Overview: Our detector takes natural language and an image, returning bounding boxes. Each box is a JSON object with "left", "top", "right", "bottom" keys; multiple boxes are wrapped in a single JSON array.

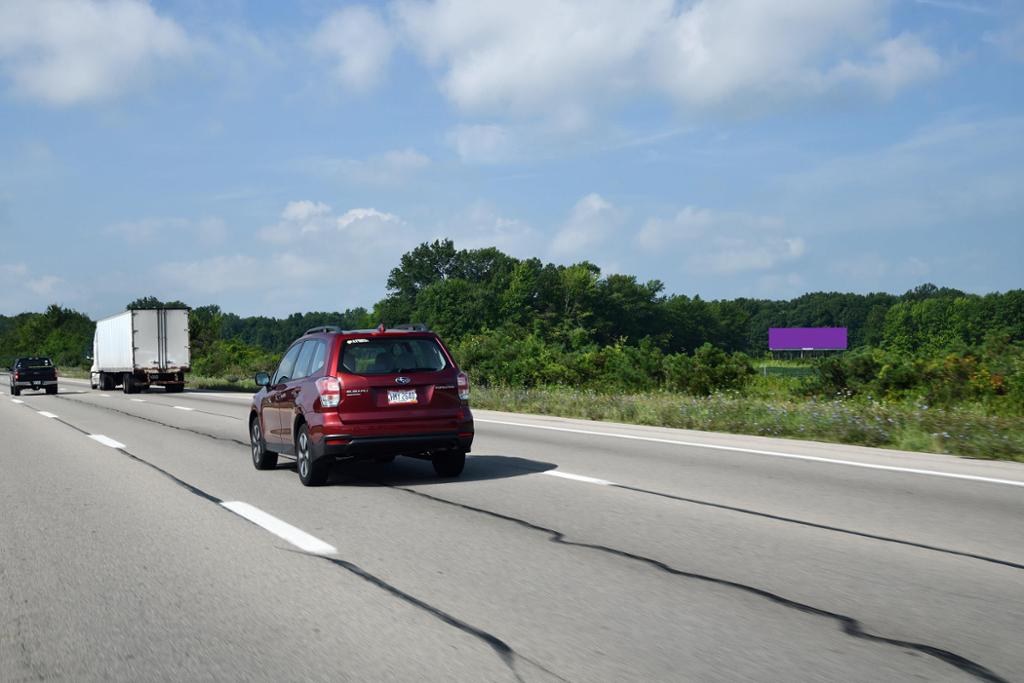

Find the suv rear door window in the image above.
[
  {"left": 340, "top": 338, "right": 447, "bottom": 375},
  {"left": 292, "top": 340, "right": 319, "bottom": 381},
  {"left": 273, "top": 343, "right": 303, "bottom": 384},
  {"left": 309, "top": 341, "right": 327, "bottom": 375}
]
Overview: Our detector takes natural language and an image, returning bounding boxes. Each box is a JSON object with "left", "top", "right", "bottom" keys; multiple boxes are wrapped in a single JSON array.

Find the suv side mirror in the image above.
[{"left": 255, "top": 371, "right": 271, "bottom": 387}]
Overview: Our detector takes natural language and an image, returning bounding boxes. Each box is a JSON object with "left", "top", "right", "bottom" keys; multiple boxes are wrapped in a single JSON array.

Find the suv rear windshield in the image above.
[{"left": 339, "top": 337, "right": 448, "bottom": 375}]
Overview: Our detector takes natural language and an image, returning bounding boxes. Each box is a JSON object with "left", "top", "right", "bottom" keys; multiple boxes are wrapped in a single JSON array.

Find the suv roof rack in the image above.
[
  {"left": 304, "top": 325, "right": 341, "bottom": 335},
  {"left": 391, "top": 323, "right": 430, "bottom": 331}
]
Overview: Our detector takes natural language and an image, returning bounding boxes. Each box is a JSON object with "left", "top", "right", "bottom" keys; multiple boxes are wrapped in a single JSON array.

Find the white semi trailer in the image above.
[{"left": 90, "top": 309, "right": 190, "bottom": 393}]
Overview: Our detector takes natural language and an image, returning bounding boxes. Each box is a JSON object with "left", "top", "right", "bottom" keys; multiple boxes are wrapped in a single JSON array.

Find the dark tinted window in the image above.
[
  {"left": 339, "top": 337, "right": 447, "bottom": 375},
  {"left": 292, "top": 340, "right": 318, "bottom": 380},
  {"left": 16, "top": 358, "right": 52, "bottom": 368},
  {"left": 273, "top": 343, "right": 303, "bottom": 384}
]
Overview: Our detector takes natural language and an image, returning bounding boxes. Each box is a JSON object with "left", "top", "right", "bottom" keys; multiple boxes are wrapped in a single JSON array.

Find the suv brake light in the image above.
[
  {"left": 457, "top": 372, "right": 470, "bottom": 401},
  {"left": 316, "top": 376, "right": 342, "bottom": 408}
]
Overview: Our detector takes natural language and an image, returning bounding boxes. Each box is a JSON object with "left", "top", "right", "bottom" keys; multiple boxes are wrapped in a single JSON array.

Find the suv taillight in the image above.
[
  {"left": 457, "top": 372, "right": 469, "bottom": 401},
  {"left": 14, "top": 371, "right": 20, "bottom": 381},
  {"left": 316, "top": 376, "right": 342, "bottom": 408}
]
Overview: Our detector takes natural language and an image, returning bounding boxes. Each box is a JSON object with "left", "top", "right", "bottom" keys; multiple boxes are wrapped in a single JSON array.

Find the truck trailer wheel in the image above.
[
  {"left": 123, "top": 373, "right": 138, "bottom": 394},
  {"left": 165, "top": 383, "right": 184, "bottom": 393}
]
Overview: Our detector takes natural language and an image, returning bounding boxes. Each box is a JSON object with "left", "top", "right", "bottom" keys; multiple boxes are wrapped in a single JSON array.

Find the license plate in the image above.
[{"left": 387, "top": 389, "right": 417, "bottom": 405}]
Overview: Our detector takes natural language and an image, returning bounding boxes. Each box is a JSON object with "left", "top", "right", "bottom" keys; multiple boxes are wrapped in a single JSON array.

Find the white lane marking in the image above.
[
  {"left": 220, "top": 501, "right": 337, "bottom": 556},
  {"left": 173, "top": 405, "right": 193, "bottom": 411},
  {"left": 88, "top": 434, "right": 126, "bottom": 449},
  {"left": 98, "top": 394, "right": 111, "bottom": 398},
  {"left": 477, "top": 418, "right": 1024, "bottom": 489},
  {"left": 11, "top": 399, "right": 24, "bottom": 404},
  {"left": 130, "top": 398, "right": 146, "bottom": 402},
  {"left": 542, "top": 470, "right": 613, "bottom": 486},
  {"left": 37, "top": 411, "right": 58, "bottom": 418}
]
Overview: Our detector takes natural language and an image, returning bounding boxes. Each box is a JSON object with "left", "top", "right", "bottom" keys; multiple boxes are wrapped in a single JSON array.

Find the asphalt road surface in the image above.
[{"left": 2, "top": 375, "right": 1022, "bottom": 682}]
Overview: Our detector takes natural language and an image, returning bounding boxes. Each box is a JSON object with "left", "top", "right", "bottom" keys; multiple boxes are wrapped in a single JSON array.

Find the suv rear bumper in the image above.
[
  {"left": 12, "top": 379, "right": 57, "bottom": 387},
  {"left": 320, "top": 431, "right": 473, "bottom": 459}
]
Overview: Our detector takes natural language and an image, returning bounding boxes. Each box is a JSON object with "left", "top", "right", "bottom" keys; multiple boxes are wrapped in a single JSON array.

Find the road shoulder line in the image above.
[{"left": 478, "top": 418, "right": 1024, "bottom": 488}]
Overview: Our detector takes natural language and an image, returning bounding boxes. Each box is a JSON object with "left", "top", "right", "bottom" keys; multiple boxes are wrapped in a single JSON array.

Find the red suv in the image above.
[{"left": 249, "top": 324, "right": 474, "bottom": 486}]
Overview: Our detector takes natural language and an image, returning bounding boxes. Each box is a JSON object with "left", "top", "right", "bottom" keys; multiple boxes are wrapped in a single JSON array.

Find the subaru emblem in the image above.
[{"left": 395, "top": 376, "right": 411, "bottom": 385}]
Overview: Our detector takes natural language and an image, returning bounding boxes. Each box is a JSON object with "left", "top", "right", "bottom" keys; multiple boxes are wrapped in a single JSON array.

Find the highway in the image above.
[{"left": 2, "top": 376, "right": 1022, "bottom": 682}]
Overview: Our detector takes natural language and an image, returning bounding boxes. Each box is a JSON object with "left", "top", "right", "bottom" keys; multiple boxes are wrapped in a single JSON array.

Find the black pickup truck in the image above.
[{"left": 9, "top": 357, "right": 58, "bottom": 396}]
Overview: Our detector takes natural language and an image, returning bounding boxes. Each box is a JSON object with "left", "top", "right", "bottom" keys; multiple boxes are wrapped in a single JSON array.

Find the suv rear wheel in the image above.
[
  {"left": 296, "top": 423, "right": 330, "bottom": 486},
  {"left": 432, "top": 450, "right": 466, "bottom": 478},
  {"left": 250, "top": 415, "right": 278, "bottom": 470}
]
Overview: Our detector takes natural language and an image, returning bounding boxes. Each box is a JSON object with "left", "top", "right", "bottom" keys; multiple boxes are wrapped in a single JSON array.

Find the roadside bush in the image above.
[
  {"left": 191, "top": 339, "right": 280, "bottom": 381},
  {"left": 663, "top": 343, "right": 755, "bottom": 395},
  {"left": 584, "top": 338, "right": 664, "bottom": 392}
]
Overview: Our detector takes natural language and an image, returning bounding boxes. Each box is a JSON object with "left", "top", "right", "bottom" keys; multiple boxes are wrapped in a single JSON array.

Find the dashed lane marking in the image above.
[
  {"left": 541, "top": 470, "right": 613, "bottom": 486},
  {"left": 220, "top": 501, "right": 337, "bottom": 556},
  {"left": 173, "top": 406, "right": 194, "bottom": 411},
  {"left": 88, "top": 434, "right": 126, "bottom": 449},
  {"left": 37, "top": 411, "right": 58, "bottom": 418}
]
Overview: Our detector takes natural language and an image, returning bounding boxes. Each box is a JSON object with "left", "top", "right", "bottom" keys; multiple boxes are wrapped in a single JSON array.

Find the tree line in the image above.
[{"left": 1, "top": 240, "right": 1021, "bottom": 411}]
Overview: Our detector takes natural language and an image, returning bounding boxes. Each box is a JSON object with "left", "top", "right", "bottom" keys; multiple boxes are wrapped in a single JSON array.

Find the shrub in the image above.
[{"left": 663, "top": 343, "right": 755, "bottom": 395}]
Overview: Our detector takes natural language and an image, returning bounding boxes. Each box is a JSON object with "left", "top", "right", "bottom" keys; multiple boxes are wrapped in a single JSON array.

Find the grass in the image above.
[
  {"left": 186, "top": 374, "right": 256, "bottom": 392},
  {"left": 472, "top": 385, "right": 1024, "bottom": 462},
  {"left": 61, "top": 363, "right": 1022, "bottom": 461}
]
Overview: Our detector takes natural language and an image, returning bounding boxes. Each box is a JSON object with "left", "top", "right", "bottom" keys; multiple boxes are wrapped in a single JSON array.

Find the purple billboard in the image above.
[{"left": 769, "top": 327, "right": 848, "bottom": 351}]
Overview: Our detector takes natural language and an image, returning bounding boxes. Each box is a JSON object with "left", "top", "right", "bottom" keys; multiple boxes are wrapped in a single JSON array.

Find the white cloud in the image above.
[
  {"left": 441, "top": 201, "right": 538, "bottom": 255},
  {"left": 984, "top": 19, "right": 1024, "bottom": 62},
  {"left": 337, "top": 207, "right": 402, "bottom": 232},
  {"left": 826, "top": 33, "right": 943, "bottom": 97},
  {"left": 0, "top": 262, "right": 69, "bottom": 310},
  {"left": 636, "top": 206, "right": 803, "bottom": 275},
  {"left": 306, "top": 148, "right": 430, "bottom": 184},
  {"left": 446, "top": 124, "right": 517, "bottom": 164},
  {"left": 165, "top": 201, "right": 413, "bottom": 309},
  {"left": 259, "top": 201, "right": 336, "bottom": 243},
  {"left": 311, "top": 5, "right": 394, "bottom": 91},
  {"left": 777, "top": 117, "right": 1024, "bottom": 234},
  {"left": 393, "top": 0, "right": 942, "bottom": 121},
  {"left": 637, "top": 206, "right": 783, "bottom": 250},
  {"left": 104, "top": 217, "right": 227, "bottom": 247},
  {"left": 700, "top": 236, "right": 806, "bottom": 274},
  {"left": 156, "top": 254, "right": 262, "bottom": 294},
  {"left": 0, "top": 0, "right": 190, "bottom": 105},
  {"left": 637, "top": 206, "right": 718, "bottom": 250},
  {"left": 549, "top": 193, "right": 625, "bottom": 258},
  {"left": 396, "top": 0, "right": 668, "bottom": 115},
  {"left": 281, "top": 200, "right": 332, "bottom": 224}
]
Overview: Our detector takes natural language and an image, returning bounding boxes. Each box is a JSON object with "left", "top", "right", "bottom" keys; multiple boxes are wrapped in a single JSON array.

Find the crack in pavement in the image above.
[
  {"left": 13, "top": 394, "right": 1013, "bottom": 680},
  {"left": 608, "top": 483, "right": 1024, "bottom": 572},
  {"left": 18, "top": 401, "right": 563, "bottom": 683},
  {"left": 392, "top": 486, "right": 1011, "bottom": 683},
  {"left": 292, "top": 550, "right": 569, "bottom": 683},
  {"left": 53, "top": 394, "right": 249, "bottom": 447},
  {"left": 41, "top": 390, "right": 1024, "bottom": 572}
]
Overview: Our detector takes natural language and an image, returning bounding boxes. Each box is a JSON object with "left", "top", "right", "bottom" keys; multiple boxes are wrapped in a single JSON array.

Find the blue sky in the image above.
[{"left": 1, "top": 0, "right": 1022, "bottom": 317}]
